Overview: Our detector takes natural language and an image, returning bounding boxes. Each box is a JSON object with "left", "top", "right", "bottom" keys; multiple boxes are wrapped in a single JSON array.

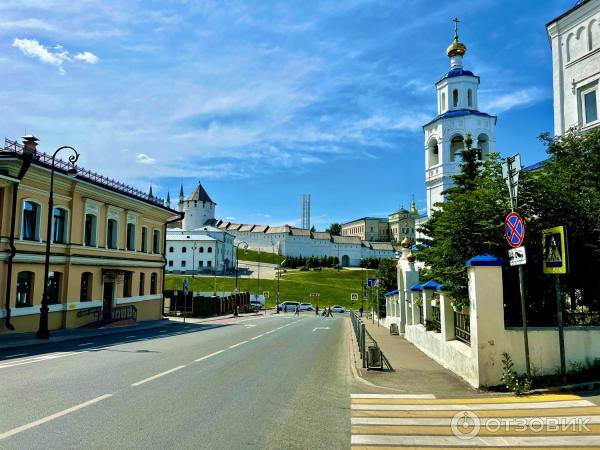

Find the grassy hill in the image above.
[
  {"left": 236, "top": 249, "right": 285, "bottom": 265},
  {"left": 165, "top": 267, "right": 377, "bottom": 310}
]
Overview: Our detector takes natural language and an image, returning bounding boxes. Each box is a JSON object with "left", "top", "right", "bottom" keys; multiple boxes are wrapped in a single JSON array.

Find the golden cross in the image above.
[{"left": 453, "top": 17, "right": 460, "bottom": 38}]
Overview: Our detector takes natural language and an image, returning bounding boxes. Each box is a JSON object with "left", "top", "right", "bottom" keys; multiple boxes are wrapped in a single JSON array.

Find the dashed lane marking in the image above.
[
  {"left": 0, "top": 394, "right": 113, "bottom": 441},
  {"left": 131, "top": 365, "right": 187, "bottom": 387},
  {"left": 194, "top": 350, "right": 225, "bottom": 362}
]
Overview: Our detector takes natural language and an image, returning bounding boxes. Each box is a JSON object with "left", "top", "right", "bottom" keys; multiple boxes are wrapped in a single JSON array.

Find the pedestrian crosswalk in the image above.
[{"left": 351, "top": 392, "right": 600, "bottom": 448}]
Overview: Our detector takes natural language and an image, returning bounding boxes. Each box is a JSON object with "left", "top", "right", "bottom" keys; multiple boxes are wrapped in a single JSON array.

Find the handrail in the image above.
[{"left": 350, "top": 311, "right": 392, "bottom": 370}]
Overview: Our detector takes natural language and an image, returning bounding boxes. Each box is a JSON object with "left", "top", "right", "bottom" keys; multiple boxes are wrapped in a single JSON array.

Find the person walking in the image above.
[
  {"left": 359, "top": 306, "right": 363, "bottom": 317},
  {"left": 315, "top": 306, "right": 319, "bottom": 316},
  {"left": 294, "top": 304, "right": 300, "bottom": 316}
]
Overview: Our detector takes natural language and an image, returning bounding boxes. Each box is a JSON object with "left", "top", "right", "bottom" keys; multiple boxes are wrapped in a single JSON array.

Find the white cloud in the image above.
[
  {"left": 482, "top": 87, "right": 548, "bottom": 113},
  {"left": 12, "top": 38, "right": 99, "bottom": 73},
  {"left": 136, "top": 153, "right": 156, "bottom": 164},
  {"left": 12, "top": 38, "right": 68, "bottom": 72},
  {"left": 0, "top": 18, "right": 56, "bottom": 32},
  {"left": 74, "top": 51, "right": 99, "bottom": 64}
]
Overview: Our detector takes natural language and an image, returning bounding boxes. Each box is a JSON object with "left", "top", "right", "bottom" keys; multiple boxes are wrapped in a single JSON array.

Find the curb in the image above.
[
  {"left": 0, "top": 320, "right": 176, "bottom": 352},
  {"left": 528, "top": 380, "right": 600, "bottom": 395}
]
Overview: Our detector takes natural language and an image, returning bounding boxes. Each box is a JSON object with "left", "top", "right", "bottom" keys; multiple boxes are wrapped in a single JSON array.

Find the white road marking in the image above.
[
  {"left": 0, "top": 352, "right": 81, "bottom": 369},
  {"left": 159, "top": 330, "right": 167, "bottom": 333},
  {"left": 0, "top": 394, "right": 112, "bottom": 441},
  {"left": 351, "top": 434, "right": 600, "bottom": 447},
  {"left": 77, "top": 342, "right": 94, "bottom": 347},
  {"left": 312, "top": 327, "right": 330, "bottom": 332},
  {"left": 351, "top": 414, "right": 600, "bottom": 426},
  {"left": 250, "top": 334, "right": 264, "bottom": 340},
  {"left": 229, "top": 341, "right": 248, "bottom": 349},
  {"left": 194, "top": 350, "right": 225, "bottom": 362},
  {"left": 244, "top": 324, "right": 257, "bottom": 328},
  {"left": 2, "top": 353, "right": 27, "bottom": 358},
  {"left": 351, "top": 394, "right": 435, "bottom": 399},
  {"left": 351, "top": 399, "right": 594, "bottom": 411},
  {"left": 125, "top": 335, "right": 136, "bottom": 338},
  {"left": 131, "top": 365, "right": 186, "bottom": 386}
]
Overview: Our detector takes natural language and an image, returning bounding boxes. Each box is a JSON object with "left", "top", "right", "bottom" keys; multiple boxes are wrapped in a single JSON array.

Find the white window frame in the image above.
[
  {"left": 83, "top": 200, "right": 101, "bottom": 248},
  {"left": 51, "top": 206, "right": 70, "bottom": 244},
  {"left": 126, "top": 222, "right": 136, "bottom": 252},
  {"left": 20, "top": 198, "right": 43, "bottom": 242},
  {"left": 141, "top": 226, "right": 148, "bottom": 253},
  {"left": 580, "top": 84, "right": 599, "bottom": 126}
]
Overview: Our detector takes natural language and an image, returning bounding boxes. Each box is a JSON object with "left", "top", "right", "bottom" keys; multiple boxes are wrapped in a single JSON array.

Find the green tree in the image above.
[
  {"left": 418, "top": 135, "right": 507, "bottom": 307},
  {"left": 376, "top": 258, "right": 397, "bottom": 317},
  {"left": 326, "top": 223, "right": 342, "bottom": 236}
]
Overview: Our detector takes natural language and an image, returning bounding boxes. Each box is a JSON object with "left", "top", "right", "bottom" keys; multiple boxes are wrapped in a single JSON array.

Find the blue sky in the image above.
[{"left": 0, "top": 0, "right": 575, "bottom": 229}]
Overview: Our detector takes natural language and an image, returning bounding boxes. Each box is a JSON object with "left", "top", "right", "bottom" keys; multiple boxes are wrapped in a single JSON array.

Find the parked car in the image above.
[
  {"left": 299, "top": 303, "right": 313, "bottom": 311},
  {"left": 250, "top": 301, "right": 262, "bottom": 312},
  {"left": 330, "top": 305, "right": 345, "bottom": 313},
  {"left": 279, "top": 301, "right": 300, "bottom": 312}
]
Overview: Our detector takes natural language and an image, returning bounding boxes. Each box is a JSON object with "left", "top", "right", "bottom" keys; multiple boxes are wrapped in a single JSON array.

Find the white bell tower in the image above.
[{"left": 424, "top": 18, "right": 497, "bottom": 216}]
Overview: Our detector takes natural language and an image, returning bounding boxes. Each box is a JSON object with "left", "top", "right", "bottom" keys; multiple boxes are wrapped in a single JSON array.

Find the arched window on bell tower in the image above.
[
  {"left": 450, "top": 135, "right": 464, "bottom": 162},
  {"left": 468, "top": 89, "right": 473, "bottom": 107},
  {"left": 428, "top": 138, "right": 439, "bottom": 167},
  {"left": 452, "top": 89, "right": 459, "bottom": 108}
]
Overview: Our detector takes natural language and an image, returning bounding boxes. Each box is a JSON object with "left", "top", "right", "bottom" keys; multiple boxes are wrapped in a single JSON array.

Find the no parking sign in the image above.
[{"left": 505, "top": 212, "right": 525, "bottom": 248}]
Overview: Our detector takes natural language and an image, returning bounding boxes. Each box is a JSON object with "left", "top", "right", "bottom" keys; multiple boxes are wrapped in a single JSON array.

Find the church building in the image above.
[{"left": 423, "top": 19, "right": 497, "bottom": 216}]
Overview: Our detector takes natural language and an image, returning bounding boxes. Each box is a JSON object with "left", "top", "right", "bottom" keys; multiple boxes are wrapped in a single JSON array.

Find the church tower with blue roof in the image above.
[{"left": 423, "top": 18, "right": 497, "bottom": 216}]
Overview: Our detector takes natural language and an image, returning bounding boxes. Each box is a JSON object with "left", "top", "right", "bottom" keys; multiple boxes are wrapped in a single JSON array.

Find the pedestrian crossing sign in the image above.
[{"left": 542, "top": 226, "right": 568, "bottom": 274}]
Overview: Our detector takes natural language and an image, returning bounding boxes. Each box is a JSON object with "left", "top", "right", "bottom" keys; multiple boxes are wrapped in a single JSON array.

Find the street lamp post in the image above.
[
  {"left": 37, "top": 146, "right": 79, "bottom": 340},
  {"left": 235, "top": 241, "right": 248, "bottom": 291},
  {"left": 192, "top": 241, "right": 197, "bottom": 278}
]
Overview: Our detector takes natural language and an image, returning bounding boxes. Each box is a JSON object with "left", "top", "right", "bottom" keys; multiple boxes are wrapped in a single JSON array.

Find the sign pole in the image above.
[
  {"left": 503, "top": 155, "right": 530, "bottom": 378},
  {"left": 555, "top": 274, "right": 566, "bottom": 381},
  {"left": 518, "top": 266, "right": 530, "bottom": 377}
]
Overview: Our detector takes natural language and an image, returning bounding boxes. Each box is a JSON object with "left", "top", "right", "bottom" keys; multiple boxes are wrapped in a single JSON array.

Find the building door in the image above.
[
  {"left": 341, "top": 255, "right": 350, "bottom": 267},
  {"left": 103, "top": 281, "right": 114, "bottom": 320}
]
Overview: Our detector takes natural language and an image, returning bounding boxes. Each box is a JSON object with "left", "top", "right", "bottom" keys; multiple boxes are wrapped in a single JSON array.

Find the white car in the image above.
[
  {"left": 299, "top": 303, "right": 313, "bottom": 311},
  {"left": 330, "top": 305, "right": 345, "bottom": 313},
  {"left": 279, "top": 301, "right": 300, "bottom": 312}
]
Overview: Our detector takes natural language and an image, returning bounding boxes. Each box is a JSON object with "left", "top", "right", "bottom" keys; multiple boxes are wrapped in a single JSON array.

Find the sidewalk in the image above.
[
  {"left": 0, "top": 312, "right": 264, "bottom": 352},
  {"left": 352, "top": 315, "right": 481, "bottom": 397}
]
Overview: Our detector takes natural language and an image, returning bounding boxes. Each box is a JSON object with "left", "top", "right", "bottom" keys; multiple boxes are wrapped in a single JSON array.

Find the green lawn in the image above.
[
  {"left": 165, "top": 267, "right": 376, "bottom": 309},
  {"left": 237, "top": 248, "right": 285, "bottom": 265}
]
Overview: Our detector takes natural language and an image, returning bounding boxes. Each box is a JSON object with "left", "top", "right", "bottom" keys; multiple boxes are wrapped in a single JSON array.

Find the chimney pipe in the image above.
[{"left": 21, "top": 135, "right": 39, "bottom": 156}]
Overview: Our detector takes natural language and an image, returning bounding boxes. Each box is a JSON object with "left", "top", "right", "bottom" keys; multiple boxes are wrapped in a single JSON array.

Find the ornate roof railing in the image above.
[{"left": 2, "top": 138, "right": 165, "bottom": 206}]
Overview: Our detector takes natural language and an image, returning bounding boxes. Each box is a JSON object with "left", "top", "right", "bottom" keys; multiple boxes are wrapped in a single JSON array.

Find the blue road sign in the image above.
[{"left": 183, "top": 278, "right": 189, "bottom": 296}]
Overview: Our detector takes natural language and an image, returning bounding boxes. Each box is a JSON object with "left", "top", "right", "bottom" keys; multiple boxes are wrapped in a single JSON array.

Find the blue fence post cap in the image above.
[
  {"left": 465, "top": 254, "right": 504, "bottom": 267},
  {"left": 410, "top": 283, "right": 423, "bottom": 292},
  {"left": 422, "top": 280, "right": 442, "bottom": 290}
]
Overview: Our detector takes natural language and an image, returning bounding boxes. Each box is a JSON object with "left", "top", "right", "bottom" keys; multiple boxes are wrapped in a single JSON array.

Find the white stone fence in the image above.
[{"left": 384, "top": 253, "right": 600, "bottom": 388}]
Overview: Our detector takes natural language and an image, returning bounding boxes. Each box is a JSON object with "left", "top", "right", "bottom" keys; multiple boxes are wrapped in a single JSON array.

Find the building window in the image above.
[
  {"left": 141, "top": 227, "right": 148, "bottom": 253},
  {"left": 84, "top": 214, "right": 97, "bottom": 246},
  {"left": 22, "top": 201, "right": 40, "bottom": 241},
  {"left": 152, "top": 230, "right": 160, "bottom": 254},
  {"left": 452, "top": 89, "right": 459, "bottom": 107},
  {"left": 80, "top": 272, "right": 92, "bottom": 301},
  {"left": 207, "top": 260, "right": 212, "bottom": 267},
  {"left": 123, "top": 272, "right": 132, "bottom": 297},
  {"left": 182, "top": 260, "right": 186, "bottom": 267},
  {"left": 168, "top": 260, "right": 173, "bottom": 267},
  {"left": 182, "top": 247, "right": 187, "bottom": 253},
  {"left": 150, "top": 273, "right": 157, "bottom": 295},
  {"left": 139, "top": 273, "right": 145, "bottom": 296},
  {"left": 441, "top": 92, "right": 446, "bottom": 110},
  {"left": 107, "top": 219, "right": 118, "bottom": 249},
  {"left": 199, "top": 246, "right": 204, "bottom": 253},
  {"left": 16, "top": 271, "right": 34, "bottom": 307},
  {"left": 47, "top": 272, "right": 61, "bottom": 304},
  {"left": 583, "top": 88, "right": 598, "bottom": 124},
  {"left": 199, "top": 261, "right": 203, "bottom": 267},
  {"left": 126, "top": 223, "right": 136, "bottom": 251},
  {"left": 468, "top": 89, "right": 473, "bottom": 107},
  {"left": 51, "top": 208, "right": 68, "bottom": 244},
  {"left": 208, "top": 247, "right": 212, "bottom": 253},
  {"left": 169, "top": 246, "right": 174, "bottom": 253}
]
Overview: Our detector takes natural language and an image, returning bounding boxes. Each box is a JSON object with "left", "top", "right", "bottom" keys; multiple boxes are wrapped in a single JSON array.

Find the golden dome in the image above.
[
  {"left": 401, "top": 236, "right": 411, "bottom": 248},
  {"left": 407, "top": 250, "right": 416, "bottom": 263},
  {"left": 447, "top": 38, "right": 466, "bottom": 57}
]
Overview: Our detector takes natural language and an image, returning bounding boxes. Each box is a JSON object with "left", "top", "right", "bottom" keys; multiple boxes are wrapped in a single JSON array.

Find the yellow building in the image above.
[{"left": 0, "top": 136, "right": 180, "bottom": 334}]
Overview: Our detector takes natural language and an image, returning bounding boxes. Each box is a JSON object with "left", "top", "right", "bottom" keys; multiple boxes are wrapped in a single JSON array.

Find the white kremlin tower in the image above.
[{"left": 423, "top": 18, "right": 497, "bottom": 216}]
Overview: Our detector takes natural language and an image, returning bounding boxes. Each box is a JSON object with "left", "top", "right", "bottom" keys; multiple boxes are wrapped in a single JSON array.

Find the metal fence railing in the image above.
[
  {"left": 454, "top": 311, "right": 471, "bottom": 344},
  {"left": 351, "top": 311, "right": 392, "bottom": 370}
]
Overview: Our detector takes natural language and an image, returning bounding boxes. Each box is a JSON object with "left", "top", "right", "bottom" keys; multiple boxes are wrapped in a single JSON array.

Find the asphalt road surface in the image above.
[{"left": 0, "top": 313, "right": 353, "bottom": 449}]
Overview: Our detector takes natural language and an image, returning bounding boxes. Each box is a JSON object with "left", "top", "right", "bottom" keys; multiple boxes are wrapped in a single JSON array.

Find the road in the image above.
[{"left": 0, "top": 313, "right": 353, "bottom": 449}]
